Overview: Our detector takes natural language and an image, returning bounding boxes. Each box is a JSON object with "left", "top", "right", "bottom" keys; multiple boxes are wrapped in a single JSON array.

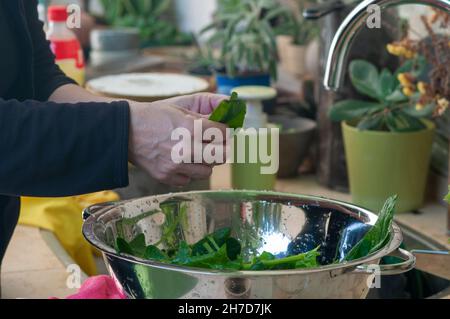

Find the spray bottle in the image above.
[{"left": 46, "top": 5, "right": 85, "bottom": 86}]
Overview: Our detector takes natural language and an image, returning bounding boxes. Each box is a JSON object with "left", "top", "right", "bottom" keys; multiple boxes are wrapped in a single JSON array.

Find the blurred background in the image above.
[{"left": 1, "top": 0, "right": 448, "bottom": 299}]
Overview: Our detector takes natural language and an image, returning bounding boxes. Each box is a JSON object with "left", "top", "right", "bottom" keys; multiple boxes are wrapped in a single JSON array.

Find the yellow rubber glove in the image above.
[{"left": 19, "top": 191, "right": 119, "bottom": 276}]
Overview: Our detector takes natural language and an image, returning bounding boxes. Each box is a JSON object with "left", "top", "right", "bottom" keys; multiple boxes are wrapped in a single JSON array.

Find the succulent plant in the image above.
[
  {"left": 285, "top": 0, "right": 320, "bottom": 46},
  {"left": 201, "top": 0, "right": 295, "bottom": 78},
  {"left": 329, "top": 9, "right": 449, "bottom": 133},
  {"left": 100, "top": 0, "right": 189, "bottom": 46},
  {"left": 328, "top": 57, "right": 445, "bottom": 132}
]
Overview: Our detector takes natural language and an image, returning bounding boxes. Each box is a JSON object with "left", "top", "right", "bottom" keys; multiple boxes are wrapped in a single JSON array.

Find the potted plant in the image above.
[
  {"left": 277, "top": 0, "right": 319, "bottom": 76},
  {"left": 200, "top": 0, "right": 294, "bottom": 94},
  {"left": 99, "top": 0, "right": 191, "bottom": 46},
  {"left": 328, "top": 10, "right": 449, "bottom": 213}
]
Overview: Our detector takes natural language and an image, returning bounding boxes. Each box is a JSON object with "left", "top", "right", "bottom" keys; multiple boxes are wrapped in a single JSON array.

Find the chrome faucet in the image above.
[{"left": 321, "top": 0, "right": 450, "bottom": 91}]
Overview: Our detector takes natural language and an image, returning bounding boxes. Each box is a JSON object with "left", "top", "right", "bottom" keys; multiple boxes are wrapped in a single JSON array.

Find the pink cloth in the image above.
[{"left": 65, "top": 275, "right": 126, "bottom": 299}]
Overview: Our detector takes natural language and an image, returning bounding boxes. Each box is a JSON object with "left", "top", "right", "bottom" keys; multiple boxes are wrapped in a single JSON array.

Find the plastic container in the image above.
[
  {"left": 46, "top": 5, "right": 85, "bottom": 85},
  {"left": 215, "top": 73, "right": 270, "bottom": 95}
]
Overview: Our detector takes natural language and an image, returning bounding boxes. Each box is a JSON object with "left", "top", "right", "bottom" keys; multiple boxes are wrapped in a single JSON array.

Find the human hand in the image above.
[
  {"left": 162, "top": 92, "right": 228, "bottom": 115},
  {"left": 128, "top": 94, "right": 229, "bottom": 187}
]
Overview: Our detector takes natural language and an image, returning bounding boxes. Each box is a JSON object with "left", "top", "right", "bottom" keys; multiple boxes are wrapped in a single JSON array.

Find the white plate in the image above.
[{"left": 86, "top": 73, "right": 210, "bottom": 99}]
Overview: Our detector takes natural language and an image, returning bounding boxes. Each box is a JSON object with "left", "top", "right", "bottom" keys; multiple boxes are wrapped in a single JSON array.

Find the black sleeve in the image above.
[
  {"left": 0, "top": 98, "right": 130, "bottom": 197},
  {"left": 24, "top": 0, "right": 77, "bottom": 101}
]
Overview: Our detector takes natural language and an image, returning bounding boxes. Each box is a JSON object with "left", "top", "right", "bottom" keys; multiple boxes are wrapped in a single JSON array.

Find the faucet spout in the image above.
[{"left": 324, "top": 0, "right": 450, "bottom": 91}]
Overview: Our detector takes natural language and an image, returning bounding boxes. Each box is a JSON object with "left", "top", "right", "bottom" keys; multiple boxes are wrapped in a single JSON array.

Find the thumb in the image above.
[{"left": 177, "top": 107, "right": 229, "bottom": 142}]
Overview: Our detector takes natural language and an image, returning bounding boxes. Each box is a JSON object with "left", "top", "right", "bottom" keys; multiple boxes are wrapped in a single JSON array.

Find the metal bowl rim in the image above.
[{"left": 82, "top": 190, "right": 403, "bottom": 277}]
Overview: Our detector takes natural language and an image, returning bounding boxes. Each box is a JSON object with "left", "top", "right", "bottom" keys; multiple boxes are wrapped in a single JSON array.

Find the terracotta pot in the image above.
[
  {"left": 285, "top": 44, "right": 307, "bottom": 76},
  {"left": 276, "top": 35, "right": 293, "bottom": 65},
  {"left": 276, "top": 35, "right": 307, "bottom": 77}
]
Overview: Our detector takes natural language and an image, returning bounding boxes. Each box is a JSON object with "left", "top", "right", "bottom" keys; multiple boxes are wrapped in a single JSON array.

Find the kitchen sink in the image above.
[{"left": 368, "top": 222, "right": 449, "bottom": 299}]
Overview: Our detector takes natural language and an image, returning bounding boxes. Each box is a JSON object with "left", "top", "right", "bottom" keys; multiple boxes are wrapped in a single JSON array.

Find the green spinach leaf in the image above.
[
  {"left": 184, "top": 244, "right": 231, "bottom": 269},
  {"left": 171, "top": 241, "right": 192, "bottom": 265},
  {"left": 294, "top": 248, "right": 321, "bottom": 269},
  {"left": 115, "top": 214, "right": 323, "bottom": 271},
  {"left": 209, "top": 92, "right": 247, "bottom": 129},
  {"left": 225, "top": 238, "right": 241, "bottom": 260},
  {"left": 129, "top": 233, "right": 147, "bottom": 258},
  {"left": 242, "top": 247, "right": 320, "bottom": 270},
  {"left": 345, "top": 196, "right": 398, "bottom": 261},
  {"left": 144, "top": 245, "right": 169, "bottom": 261},
  {"left": 191, "top": 227, "right": 232, "bottom": 256},
  {"left": 115, "top": 237, "right": 134, "bottom": 256}
]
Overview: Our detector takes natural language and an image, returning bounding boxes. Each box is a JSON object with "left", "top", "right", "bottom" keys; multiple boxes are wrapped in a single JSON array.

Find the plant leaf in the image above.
[
  {"left": 115, "top": 238, "right": 134, "bottom": 256},
  {"left": 445, "top": 187, "right": 450, "bottom": 204},
  {"left": 402, "top": 104, "right": 435, "bottom": 118},
  {"left": 385, "top": 110, "right": 426, "bottom": 132},
  {"left": 379, "top": 68, "right": 395, "bottom": 98},
  {"left": 295, "top": 248, "right": 321, "bottom": 269},
  {"left": 349, "top": 60, "right": 382, "bottom": 101},
  {"left": 129, "top": 233, "right": 147, "bottom": 257},
  {"left": 225, "top": 238, "right": 241, "bottom": 260},
  {"left": 144, "top": 245, "right": 168, "bottom": 261},
  {"left": 152, "top": 0, "right": 171, "bottom": 17},
  {"left": 397, "top": 111, "right": 427, "bottom": 131},
  {"left": 386, "top": 89, "right": 408, "bottom": 103},
  {"left": 209, "top": 92, "right": 247, "bottom": 129},
  {"left": 243, "top": 247, "right": 320, "bottom": 270},
  {"left": 395, "top": 55, "right": 428, "bottom": 79},
  {"left": 357, "top": 115, "right": 383, "bottom": 131},
  {"left": 171, "top": 241, "right": 192, "bottom": 265},
  {"left": 385, "top": 112, "right": 401, "bottom": 132},
  {"left": 329, "top": 100, "right": 382, "bottom": 122},
  {"left": 186, "top": 245, "right": 231, "bottom": 269},
  {"left": 191, "top": 227, "right": 232, "bottom": 256},
  {"left": 258, "top": 251, "right": 276, "bottom": 261},
  {"left": 345, "top": 196, "right": 398, "bottom": 261},
  {"left": 249, "top": 261, "right": 266, "bottom": 270}
]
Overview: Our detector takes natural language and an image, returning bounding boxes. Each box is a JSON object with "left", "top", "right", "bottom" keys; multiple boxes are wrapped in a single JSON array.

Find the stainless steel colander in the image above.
[{"left": 82, "top": 191, "right": 415, "bottom": 299}]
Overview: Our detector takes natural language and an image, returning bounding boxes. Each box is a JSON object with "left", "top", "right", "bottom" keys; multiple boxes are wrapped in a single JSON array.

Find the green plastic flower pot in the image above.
[{"left": 342, "top": 120, "right": 435, "bottom": 213}]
